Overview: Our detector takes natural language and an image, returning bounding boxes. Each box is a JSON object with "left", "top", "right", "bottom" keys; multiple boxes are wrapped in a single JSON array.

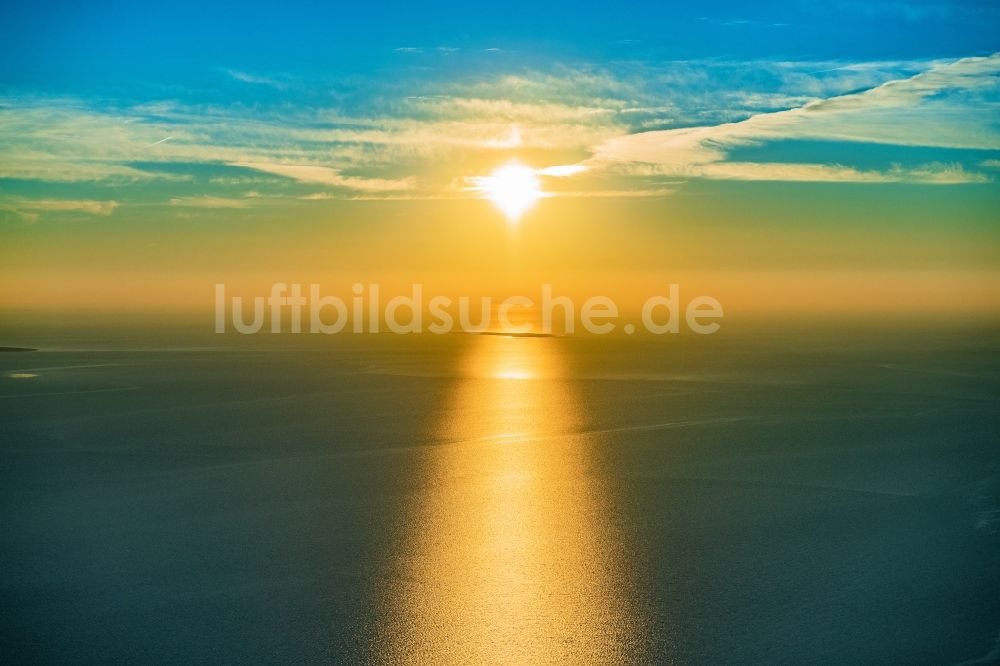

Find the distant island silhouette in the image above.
[{"left": 471, "top": 331, "right": 556, "bottom": 338}]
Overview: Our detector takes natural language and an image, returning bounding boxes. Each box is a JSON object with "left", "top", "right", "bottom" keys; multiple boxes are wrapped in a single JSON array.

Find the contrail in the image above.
[{"left": 148, "top": 136, "right": 173, "bottom": 146}]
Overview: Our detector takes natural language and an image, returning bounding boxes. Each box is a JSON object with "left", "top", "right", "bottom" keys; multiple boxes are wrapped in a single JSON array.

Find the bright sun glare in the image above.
[{"left": 479, "top": 162, "right": 543, "bottom": 222}]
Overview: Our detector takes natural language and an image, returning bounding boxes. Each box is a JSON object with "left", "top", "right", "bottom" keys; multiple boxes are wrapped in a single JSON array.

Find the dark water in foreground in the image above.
[{"left": 1, "top": 327, "right": 999, "bottom": 664}]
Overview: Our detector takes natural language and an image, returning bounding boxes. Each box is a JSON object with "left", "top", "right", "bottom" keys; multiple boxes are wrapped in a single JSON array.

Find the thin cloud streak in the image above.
[{"left": 229, "top": 162, "right": 417, "bottom": 192}]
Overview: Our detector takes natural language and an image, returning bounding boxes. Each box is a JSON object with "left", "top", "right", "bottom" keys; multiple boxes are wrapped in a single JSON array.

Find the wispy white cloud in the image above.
[
  {"left": 0, "top": 83, "right": 623, "bottom": 190},
  {"left": 169, "top": 196, "right": 253, "bottom": 208},
  {"left": 538, "top": 165, "right": 589, "bottom": 177},
  {"left": 226, "top": 69, "right": 285, "bottom": 88},
  {"left": 405, "top": 96, "right": 619, "bottom": 122},
  {"left": 550, "top": 188, "right": 675, "bottom": 198},
  {"left": 0, "top": 197, "right": 119, "bottom": 221},
  {"left": 699, "top": 161, "right": 988, "bottom": 184},
  {"left": 589, "top": 53, "right": 1000, "bottom": 182},
  {"left": 229, "top": 162, "right": 416, "bottom": 192}
]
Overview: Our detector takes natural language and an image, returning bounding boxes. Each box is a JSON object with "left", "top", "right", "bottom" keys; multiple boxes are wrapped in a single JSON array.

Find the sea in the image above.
[{"left": 1, "top": 321, "right": 998, "bottom": 664}]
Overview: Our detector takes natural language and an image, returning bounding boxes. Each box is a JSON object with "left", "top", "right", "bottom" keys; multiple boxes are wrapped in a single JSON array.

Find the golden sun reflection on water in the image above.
[{"left": 370, "top": 336, "right": 648, "bottom": 664}]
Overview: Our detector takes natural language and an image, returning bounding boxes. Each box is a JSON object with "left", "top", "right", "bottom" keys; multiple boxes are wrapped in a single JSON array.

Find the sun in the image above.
[{"left": 476, "top": 162, "right": 543, "bottom": 222}]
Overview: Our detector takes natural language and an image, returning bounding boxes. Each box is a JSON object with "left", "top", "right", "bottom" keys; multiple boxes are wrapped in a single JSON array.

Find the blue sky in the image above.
[
  {"left": 0, "top": 0, "right": 998, "bottom": 220},
  {"left": 3, "top": 1, "right": 999, "bottom": 87}
]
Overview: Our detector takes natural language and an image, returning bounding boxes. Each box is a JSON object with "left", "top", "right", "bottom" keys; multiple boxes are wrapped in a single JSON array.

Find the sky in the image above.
[{"left": 1, "top": 0, "right": 999, "bottom": 319}]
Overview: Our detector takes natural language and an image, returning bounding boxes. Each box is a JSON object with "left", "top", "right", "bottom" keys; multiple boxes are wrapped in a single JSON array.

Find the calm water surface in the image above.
[{"left": 1, "top": 327, "right": 998, "bottom": 664}]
